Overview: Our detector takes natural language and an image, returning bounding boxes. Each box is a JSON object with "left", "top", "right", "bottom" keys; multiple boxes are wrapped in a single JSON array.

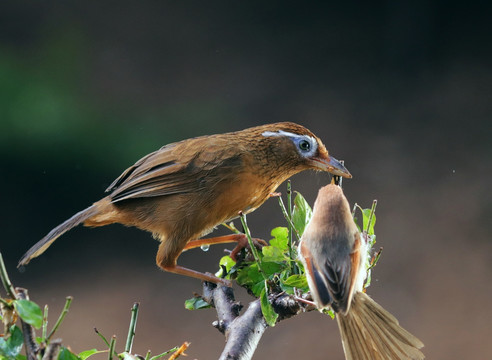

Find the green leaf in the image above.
[
  {"left": 282, "top": 274, "right": 308, "bottom": 288},
  {"left": 260, "top": 284, "right": 278, "bottom": 327},
  {"left": 251, "top": 281, "right": 265, "bottom": 297},
  {"left": 361, "top": 208, "right": 376, "bottom": 236},
  {"left": 292, "top": 192, "right": 312, "bottom": 236},
  {"left": 59, "top": 347, "right": 81, "bottom": 360},
  {"left": 78, "top": 349, "right": 105, "bottom": 360},
  {"left": 215, "top": 255, "right": 236, "bottom": 278},
  {"left": 322, "top": 308, "right": 335, "bottom": 319},
  {"left": 269, "top": 227, "right": 289, "bottom": 251},
  {"left": 0, "top": 325, "right": 24, "bottom": 358},
  {"left": 270, "top": 227, "right": 288, "bottom": 242},
  {"left": 184, "top": 297, "right": 211, "bottom": 310},
  {"left": 280, "top": 273, "right": 309, "bottom": 294},
  {"left": 261, "top": 246, "right": 286, "bottom": 262},
  {"left": 261, "top": 262, "right": 285, "bottom": 277},
  {"left": 13, "top": 300, "right": 43, "bottom": 329},
  {"left": 149, "top": 347, "right": 179, "bottom": 360}
]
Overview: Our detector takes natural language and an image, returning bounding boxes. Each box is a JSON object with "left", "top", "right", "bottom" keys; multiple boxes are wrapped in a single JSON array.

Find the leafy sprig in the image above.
[
  {"left": 186, "top": 183, "right": 380, "bottom": 327},
  {"left": 0, "top": 254, "right": 187, "bottom": 360}
]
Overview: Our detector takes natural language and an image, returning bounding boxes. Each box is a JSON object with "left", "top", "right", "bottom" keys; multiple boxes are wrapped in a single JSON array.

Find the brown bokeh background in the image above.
[{"left": 1, "top": 2, "right": 491, "bottom": 359}]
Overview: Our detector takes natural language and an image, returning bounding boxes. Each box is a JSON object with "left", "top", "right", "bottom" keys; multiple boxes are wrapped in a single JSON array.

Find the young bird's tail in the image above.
[
  {"left": 18, "top": 204, "right": 100, "bottom": 267},
  {"left": 336, "top": 292, "right": 425, "bottom": 360}
]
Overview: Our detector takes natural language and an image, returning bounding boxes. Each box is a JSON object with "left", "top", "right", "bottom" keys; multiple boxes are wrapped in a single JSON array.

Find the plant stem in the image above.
[
  {"left": 42, "top": 305, "right": 49, "bottom": 340},
  {"left": 47, "top": 296, "right": 73, "bottom": 340},
  {"left": 366, "top": 200, "right": 378, "bottom": 234},
  {"left": 149, "top": 347, "right": 179, "bottom": 360},
  {"left": 286, "top": 182, "right": 297, "bottom": 274},
  {"left": 239, "top": 213, "right": 266, "bottom": 280},
  {"left": 108, "top": 336, "right": 116, "bottom": 360},
  {"left": 276, "top": 197, "right": 300, "bottom": 241},
  {"left": 0, "top": 252, "right": 17, "bottom": 299},
  {"left": 95, "top": 328, "right": 111, "bottom": 347},
  {"left": 221, "top": 222, "right": 241, "bottom": 234},
  {"left": 125, "top": 302, "right": 140, "bottom": 353}
]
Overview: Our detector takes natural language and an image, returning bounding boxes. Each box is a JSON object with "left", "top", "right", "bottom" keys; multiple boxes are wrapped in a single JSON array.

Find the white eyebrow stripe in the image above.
[
  {"left": 262, "top": 130, "right": 316, "bottom": 143},
  {"left": 262, "top": 130, "right": 318, "bottom": 157},
  {"left": 262, "top": 130, "right": 306, "bottom": 139}
]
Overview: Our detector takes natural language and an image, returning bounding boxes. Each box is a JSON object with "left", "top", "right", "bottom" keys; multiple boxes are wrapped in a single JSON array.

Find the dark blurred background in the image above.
[{"left": 1, "top": 1, "right": 491, "bottom": 359}]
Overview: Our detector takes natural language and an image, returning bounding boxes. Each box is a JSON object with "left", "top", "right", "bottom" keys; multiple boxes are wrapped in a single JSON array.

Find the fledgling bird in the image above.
[
  {"left": 19, "top": 122, "right": 351, "bottom": 285},
  {"left": 298, "top": 184, "right": 424, "bottom": 359}
]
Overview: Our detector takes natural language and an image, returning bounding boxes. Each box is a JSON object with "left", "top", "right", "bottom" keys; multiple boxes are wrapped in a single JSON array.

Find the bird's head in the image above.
[{"left": 257, "top": 122, "right": 352, "bottom": 179}]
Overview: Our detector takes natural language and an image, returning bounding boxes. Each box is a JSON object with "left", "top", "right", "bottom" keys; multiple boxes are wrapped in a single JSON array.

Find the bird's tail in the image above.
[
  {"left": 18, "top": 204, "right": 101, "bottom": 267},
  {"left": 336, "top": 291, "right": 424, "bottom": 360}
]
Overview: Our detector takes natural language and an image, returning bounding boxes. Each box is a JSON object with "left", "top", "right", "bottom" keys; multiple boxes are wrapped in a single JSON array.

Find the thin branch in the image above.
[
  {"left": 15, "top": 288, "right": 39, "bottom": 360},
  {"left": 0, "top": 252, "right": 17, "bottom": 299},
  {"left": 125, "top": 302, "right": 140, "bottom": 353},
  {"left": 108, "top": 335, "right": 116, "bottom": 360},
  {"left": 47, "top": 296, "right": 73, "bottom": 340},
  {"left": 41, "top": 339, "right": 62, "bottom": 360},
  {"left": 239, "top": 213, "right": 266, "bottom": 280},
  {"left": 277, "top": 196, "right": 301, "bottom": 241}
]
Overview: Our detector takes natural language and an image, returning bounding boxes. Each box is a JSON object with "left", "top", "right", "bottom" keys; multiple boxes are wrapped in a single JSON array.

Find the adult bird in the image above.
[
  {"left": 298, "top": 183, "right": 424, "bottom": 359},
  {"left": 19, "top": 122, "right": 351, "bottom": 285}
]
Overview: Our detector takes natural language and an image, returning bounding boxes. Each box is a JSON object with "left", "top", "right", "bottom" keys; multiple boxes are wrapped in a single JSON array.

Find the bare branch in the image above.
[{"left": 203, "top": 282, "right": 304, "bottom": 360}]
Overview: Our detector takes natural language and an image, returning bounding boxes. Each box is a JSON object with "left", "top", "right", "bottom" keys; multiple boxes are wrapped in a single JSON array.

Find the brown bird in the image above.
[
  {"left": 19, "top": 122, "right": 351, "bottom": 285},
  {"left": 298, "top": 184, "right": 424, "bottom": 359}
]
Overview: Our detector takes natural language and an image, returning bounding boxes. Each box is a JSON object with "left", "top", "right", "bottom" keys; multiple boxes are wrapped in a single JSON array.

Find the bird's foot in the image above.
[{"left": 229, "top": 234, "right": 268, "bottom": 261}]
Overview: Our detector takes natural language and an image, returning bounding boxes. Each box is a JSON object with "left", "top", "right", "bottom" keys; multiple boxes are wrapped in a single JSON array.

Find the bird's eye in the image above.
[{"left": 298, "top": 139, "right": 311, "bottom": 152}]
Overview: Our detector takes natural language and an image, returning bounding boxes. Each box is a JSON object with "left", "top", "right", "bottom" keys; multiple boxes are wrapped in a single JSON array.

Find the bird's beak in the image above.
[{"left": 312, "top": 155, "right": 352, "bottom": 178}]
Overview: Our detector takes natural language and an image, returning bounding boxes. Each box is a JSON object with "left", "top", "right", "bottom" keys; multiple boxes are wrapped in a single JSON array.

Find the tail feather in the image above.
[
  {"left": 18, "top": 205, "right": 100, "bottom": 266},
  {"left": 336, "top": 292, "right": 424, "bottom": 360}
]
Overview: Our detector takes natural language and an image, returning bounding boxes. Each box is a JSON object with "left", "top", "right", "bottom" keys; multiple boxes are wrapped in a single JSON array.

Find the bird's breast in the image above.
[{"left": 201, "top": 171, "right": 279, "bottom": 227}]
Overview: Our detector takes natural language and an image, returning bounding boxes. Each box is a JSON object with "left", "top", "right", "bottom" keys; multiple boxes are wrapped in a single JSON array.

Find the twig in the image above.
[
  {"left": 108, "top": 335, "right": 116, "bottom": 360},
  {"left": 41, "top": 338, "right": 62, "bottom": 360},
  {"left": 0, "top": 252, "right": 17, "bottom": 299},
  {"left": 276, "top": 196, "right": 301, "bottom": 241},
  {"left": 365, "top": 200, "right": 378, "bottom": 234},
  {"left": 239, "top": 213, "right": 266, "bottom": 280},
  {"left": 125, "top": 302, "right": 139, "bottom": 353},
  {"left": 15, "top": 288, "right": 39, "bottom": 360},
  {"left": 47, "top": 296, "right": 73, "bottom": 340},
  {"left": 286, "top": 181, "right": 295, "bottom": 267},
  {"left": 42, "top": 305, "right": 49, "bottom": 340},
  {"left": 167, "top": 342, "right": 190, "bottom": 360}
]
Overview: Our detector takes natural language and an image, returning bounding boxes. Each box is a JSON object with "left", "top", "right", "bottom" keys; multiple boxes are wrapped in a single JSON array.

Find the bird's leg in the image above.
[
  {"left": 156, "top": 240, "right": 232, "bottom": 287},
  {"left": 184, "top": 234, "right": 267, "bottom": 261},
  {"left": 160, "top": 264, "right": 232, "bottom": 287}
]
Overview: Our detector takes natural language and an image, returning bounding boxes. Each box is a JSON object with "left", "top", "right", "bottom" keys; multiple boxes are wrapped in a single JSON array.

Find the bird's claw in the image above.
[{"left": 230, "top": 235, "right": 267, "bottom": 261}]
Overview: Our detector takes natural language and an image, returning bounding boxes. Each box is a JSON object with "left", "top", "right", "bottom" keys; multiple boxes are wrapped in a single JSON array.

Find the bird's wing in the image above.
[
  {"left": 302, "top": 231, "right": 361, "bottom": 313},
  {"left": 106, "top": 135, "right": 239, "bottom": 202},
  {"left": 321, "top": 231, "right": 361, "bottom": 314}
]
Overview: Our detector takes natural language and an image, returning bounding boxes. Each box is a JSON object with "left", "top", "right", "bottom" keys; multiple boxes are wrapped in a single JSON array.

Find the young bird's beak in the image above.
[{"left": 312, "top": 155, "right": 352, "bottom": 178}]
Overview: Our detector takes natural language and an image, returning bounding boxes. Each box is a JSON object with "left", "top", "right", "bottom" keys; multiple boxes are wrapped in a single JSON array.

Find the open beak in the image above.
[{"left": 312, "top": 155, "right": 352, "bottom": 178}]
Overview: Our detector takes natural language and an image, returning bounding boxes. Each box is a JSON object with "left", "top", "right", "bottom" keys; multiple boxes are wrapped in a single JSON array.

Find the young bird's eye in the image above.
[{"left": 298, "top": 139, "right": 311, "bottom": 152}]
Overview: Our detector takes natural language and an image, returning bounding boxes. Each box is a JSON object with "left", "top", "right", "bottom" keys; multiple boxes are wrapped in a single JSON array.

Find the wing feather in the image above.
[{"left": 105, "top": 135, "right": 242, "bottom": 203}]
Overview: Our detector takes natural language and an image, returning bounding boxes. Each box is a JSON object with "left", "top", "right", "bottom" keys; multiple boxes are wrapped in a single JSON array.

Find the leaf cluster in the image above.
[{"left": 186, "top": 182, "right": 380, "bottom": 327}]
